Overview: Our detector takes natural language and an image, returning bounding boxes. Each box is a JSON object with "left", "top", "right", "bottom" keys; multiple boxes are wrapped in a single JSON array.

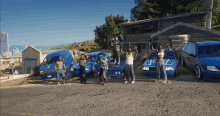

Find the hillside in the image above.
[{"left": 49, "top": 39, "right": 101, "bottom": 52}]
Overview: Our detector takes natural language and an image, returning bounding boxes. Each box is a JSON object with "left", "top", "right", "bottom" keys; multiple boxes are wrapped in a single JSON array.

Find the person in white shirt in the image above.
[
  {"left": 151, "top": 41, "right": 170, "bottom": 84},
  {"left": 120, "top": 46, "right": 138, "bottom": 84}
]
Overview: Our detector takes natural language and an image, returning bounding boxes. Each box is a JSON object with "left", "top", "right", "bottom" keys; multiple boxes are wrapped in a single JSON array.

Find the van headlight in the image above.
[
  {"left": 166, "top": 67, "right": 174, "bottom": 70},
  {"left": 115, "top": 72, "right": 117, "bottom": 74},
  {"left": 143, "top": 67, "right": 149, "bottom": 70},
  {"left": 118, "top": 72, "right": 120, "bottom": 74},
  {"left": 85, "top": 68, "right": 89, "bottom": 71},
  {"left": 70, "top": 68, "right": 74, "bottom": 71},
  {"left": 207, "top": 66, "right": 220, "bottom": 71},
  {"left": 40, "top": 71, "right": 43, "bottom": 74}
]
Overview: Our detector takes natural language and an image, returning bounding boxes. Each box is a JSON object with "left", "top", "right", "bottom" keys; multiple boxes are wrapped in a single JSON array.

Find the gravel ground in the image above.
[{"left": 1, "top": 65, "right": 220, "bottom": 116}]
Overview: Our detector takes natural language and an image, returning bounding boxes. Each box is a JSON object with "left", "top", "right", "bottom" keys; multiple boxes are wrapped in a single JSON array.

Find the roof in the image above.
[
  {"left": 87, "top": 52, "right": 104, "bottom": 56},
  {"left": 150, "top": 22, "right": 220, "bottom": 38},
  {"left": 192, "top": 41, "right": 220, "bottom": 46},
  {"left": 22, "top": 46, "right": 41, "bottom": 53},
  {"left": 118, "top": 11, "right": 208, "bottom": 26}
]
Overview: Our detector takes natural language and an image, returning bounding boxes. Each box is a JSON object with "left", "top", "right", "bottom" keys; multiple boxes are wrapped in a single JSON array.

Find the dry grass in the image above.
[{"left": 49, "top": 39, "right": 101, "bottom": 52}]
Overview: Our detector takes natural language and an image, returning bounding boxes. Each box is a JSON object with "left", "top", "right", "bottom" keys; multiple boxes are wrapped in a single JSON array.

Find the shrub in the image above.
[
  {"left": 33, "top": 66, "right": 40, "bottom": 77},
  {"left": 79, "top": 48, "right": 85, "bottom": 51},
  {"left": 90, "top": 47, "right": 96, "bottom": 50}
]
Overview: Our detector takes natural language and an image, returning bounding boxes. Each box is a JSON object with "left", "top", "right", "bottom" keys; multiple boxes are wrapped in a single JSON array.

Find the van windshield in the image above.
[
  {"left": 43, "top": 56, "right": 60, "bottom": 65},
  {"left": 148, "top": 51, "right": 175, "bottom": 59}
]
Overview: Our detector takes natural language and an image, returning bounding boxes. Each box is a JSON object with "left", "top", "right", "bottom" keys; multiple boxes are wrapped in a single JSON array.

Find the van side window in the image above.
[
  {"left": 181, "top": 43, "right": 188, "bottom": 51},
  {"left": 191, "top": 45, "right": 196, "bottom": 55},
  {"left": 185, "top": 44, "right": 192, "bottom": 54}
]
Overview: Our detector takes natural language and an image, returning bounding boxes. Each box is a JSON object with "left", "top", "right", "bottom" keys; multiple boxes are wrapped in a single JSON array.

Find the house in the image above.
[{"left": 118, "top": 0, "right": 220, "bottom": 55}]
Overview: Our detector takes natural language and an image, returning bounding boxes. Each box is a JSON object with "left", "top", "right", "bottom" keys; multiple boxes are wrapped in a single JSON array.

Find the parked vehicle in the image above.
[
  {"left": 143, "top": 49, "right": 178, "bottom": 77},
  {"left": 96, "top": 53, "right": 141, "bottom": 79},
  {"left": 180, "top": 41, "right": 220, "bottom": 81},
  {"left": 39, "top": 49, "right": 74, "bottom": 80},
  {"left": 70, "top": 52, "right": 110, "bottom": 75}
]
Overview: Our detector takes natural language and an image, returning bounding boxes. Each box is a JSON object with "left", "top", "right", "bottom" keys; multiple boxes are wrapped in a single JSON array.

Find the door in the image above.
[
  {"left": 138, "top": 43, "right": 141, "bottom": 54},
  {"left": 187, "top": 44, "right": 196, "bottom": 70},
  {"left": 24, "top": 59, "right": 37, "bottom": 74},
  {"left": 184, "top": 44, "right": 192, "bottom": 68}
]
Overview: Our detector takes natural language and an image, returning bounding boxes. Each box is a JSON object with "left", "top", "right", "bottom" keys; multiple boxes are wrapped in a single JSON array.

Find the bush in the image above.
[
  {"left": 33, "top": 66, "right": 40, "bottom": 77},
  {"left": 79, "top": 48, "right": 85, "bottom": 51},
  {"left": 90, "top": 47, "right": 96, "bottom": 50}
]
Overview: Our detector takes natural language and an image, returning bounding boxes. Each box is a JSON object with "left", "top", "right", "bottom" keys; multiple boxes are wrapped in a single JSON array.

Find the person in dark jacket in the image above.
[
  {"left": 97, "top": 53, "right": 108, "bottom": 85},
  {"left": 73, "top": 51, "right": 88, "bottom": 84}
]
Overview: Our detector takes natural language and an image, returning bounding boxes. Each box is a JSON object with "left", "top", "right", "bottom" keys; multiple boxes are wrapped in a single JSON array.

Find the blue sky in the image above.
[{"left": 1, "top": 0, "right": 134, "bottom": 46}]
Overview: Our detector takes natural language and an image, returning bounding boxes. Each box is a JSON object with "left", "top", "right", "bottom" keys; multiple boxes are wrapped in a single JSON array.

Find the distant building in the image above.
[
  {"left": 0, "top": 32, "right": 9, "bottom": 54},
  {"left": 1, "top": 52, "right": 12, "bottom": 59},
  {"left": 12, "top": 48, "right": 22, "bottom": 57}
]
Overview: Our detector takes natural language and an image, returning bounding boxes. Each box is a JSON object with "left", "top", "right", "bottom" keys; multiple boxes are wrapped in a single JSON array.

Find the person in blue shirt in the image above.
[{"left": 97, "top": 53, "right": 108, "bottom": 85}]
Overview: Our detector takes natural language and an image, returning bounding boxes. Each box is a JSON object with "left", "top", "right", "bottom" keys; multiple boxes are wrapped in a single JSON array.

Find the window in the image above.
[
  {"left": 127, "top": 27, "right": 132, "bottom": 35},
  {"left": 143, "top": 43, "right": 146, "bottom": 49},
  {"left": 185, "top": 44, "right": 192, "bottom": 54},
  {"left": 191, "top": 45, "right": 196, "bottom": 55},
  {"left": 177, "top": 29, "right": 181, "bottom": 32},
  {"left": 181, "top": 43, "right": 188, "bottom": 51},
  {"left": 164, "top": 51, "right": 175, "bottom": 59}
]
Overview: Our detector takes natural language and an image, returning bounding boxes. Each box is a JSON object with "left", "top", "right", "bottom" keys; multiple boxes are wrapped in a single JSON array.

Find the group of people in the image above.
[{"left": 55, "top": 36, "right": 171, "bottom": 85}]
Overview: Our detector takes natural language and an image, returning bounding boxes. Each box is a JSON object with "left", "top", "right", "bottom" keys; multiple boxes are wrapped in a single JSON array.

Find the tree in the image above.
[
  {"left": 130, "top": 0, "right": 205, "bottom": 21},
  {"left": 212, "top": 0, "right": 220, "bottom": 26},
  {"left": 93, "top": 14, "right": 124, "bottom": 49},
  {"left": 93, "top": 24, "right": 110, "bottom": 49}
]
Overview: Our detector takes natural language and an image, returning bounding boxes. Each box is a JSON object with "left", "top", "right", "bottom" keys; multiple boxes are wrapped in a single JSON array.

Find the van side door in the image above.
[
  {"left": 184, "top": 43, "right": 192, "bottom": 68},
  {"left": 187, "top": 44, "right": 197, "bottom": 70}
]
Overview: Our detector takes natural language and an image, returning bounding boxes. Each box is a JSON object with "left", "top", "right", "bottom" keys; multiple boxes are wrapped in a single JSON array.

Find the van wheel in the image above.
[
  {"left": 181, "top": 57, "right": 185, "bottom": 66},
  {"left": 195, "top": 66, "right": 203, "bottom": 79}
]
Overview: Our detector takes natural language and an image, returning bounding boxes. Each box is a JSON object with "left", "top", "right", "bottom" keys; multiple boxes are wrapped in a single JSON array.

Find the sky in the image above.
[{"left": 1, "top": 0, "right": 135, "bottom": 46}]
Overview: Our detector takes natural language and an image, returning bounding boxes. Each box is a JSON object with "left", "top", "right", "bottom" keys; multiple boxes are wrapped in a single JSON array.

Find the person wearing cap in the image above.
[
  {"left": 73, "top": 51, "right": 88, "bottom": 84},
  {"left": 97, "top": 53, "right": 108, "bottom": 85},
  {"left": 55, "top": 57, "right": 66, "bottom": 85},
  {"left": 120, "top": 46, "right": 138, "bottom": 84}
]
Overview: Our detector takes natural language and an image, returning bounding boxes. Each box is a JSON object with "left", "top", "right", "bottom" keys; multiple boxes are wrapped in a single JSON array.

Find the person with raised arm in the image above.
[{"left": 120, "top": 46, "right": 138, "bottom": 84}]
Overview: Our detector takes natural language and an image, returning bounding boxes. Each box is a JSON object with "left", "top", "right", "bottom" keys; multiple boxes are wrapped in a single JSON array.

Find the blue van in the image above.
[
  {"left": 39, "top": 49, "right": 74, "bottom": 80},
  {"left": 180, "top": 41, "right": 220, "bottom": 81}
]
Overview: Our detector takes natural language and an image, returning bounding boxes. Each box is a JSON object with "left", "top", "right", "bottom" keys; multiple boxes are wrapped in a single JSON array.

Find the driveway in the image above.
[{"left": 1, "top": 65, "right": 220, "bottom": 116}]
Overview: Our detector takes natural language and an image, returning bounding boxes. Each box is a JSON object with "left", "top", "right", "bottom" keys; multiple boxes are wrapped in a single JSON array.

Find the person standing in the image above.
[
  {"left": 120, "top": 46, "right": 138, "bottom": 84},
  {"left": 112, "top": 36, "right": 121, "bottom": 64},
  {"left": 55, "top": 57, "right": 66, "bottom": 85},
  {"left": 73, "top": 51, "right": 88, "bottom": 84},
  {"left": 151, "top": 40, "right": 171, "bottom": 84},
  {"left": 97, "top": 53, "right": 108, "bottom": 85}
]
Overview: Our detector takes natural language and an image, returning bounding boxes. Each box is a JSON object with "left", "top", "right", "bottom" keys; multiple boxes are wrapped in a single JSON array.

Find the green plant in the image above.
[
  {"left": 33, "top": 66, "right": 40, "bottom": 77},
  {"left": 79, "top": 48, "right": 85, "bottom": 51},
  {"left": 90, "top": 47, "right": 96, "bottom": 50}
]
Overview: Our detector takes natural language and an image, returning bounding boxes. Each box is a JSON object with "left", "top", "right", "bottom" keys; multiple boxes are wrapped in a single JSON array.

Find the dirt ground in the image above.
[{"left": 1, "top": 64, "right": 220, "bottom": 116}]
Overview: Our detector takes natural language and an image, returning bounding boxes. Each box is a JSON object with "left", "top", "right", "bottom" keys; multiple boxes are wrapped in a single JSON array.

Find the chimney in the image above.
[
  {"left": 124, "top": 19, "right": 130, "bottom": 23},
  {"left": 202, "top": 0, "right": 213, "bottom": 29}
]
